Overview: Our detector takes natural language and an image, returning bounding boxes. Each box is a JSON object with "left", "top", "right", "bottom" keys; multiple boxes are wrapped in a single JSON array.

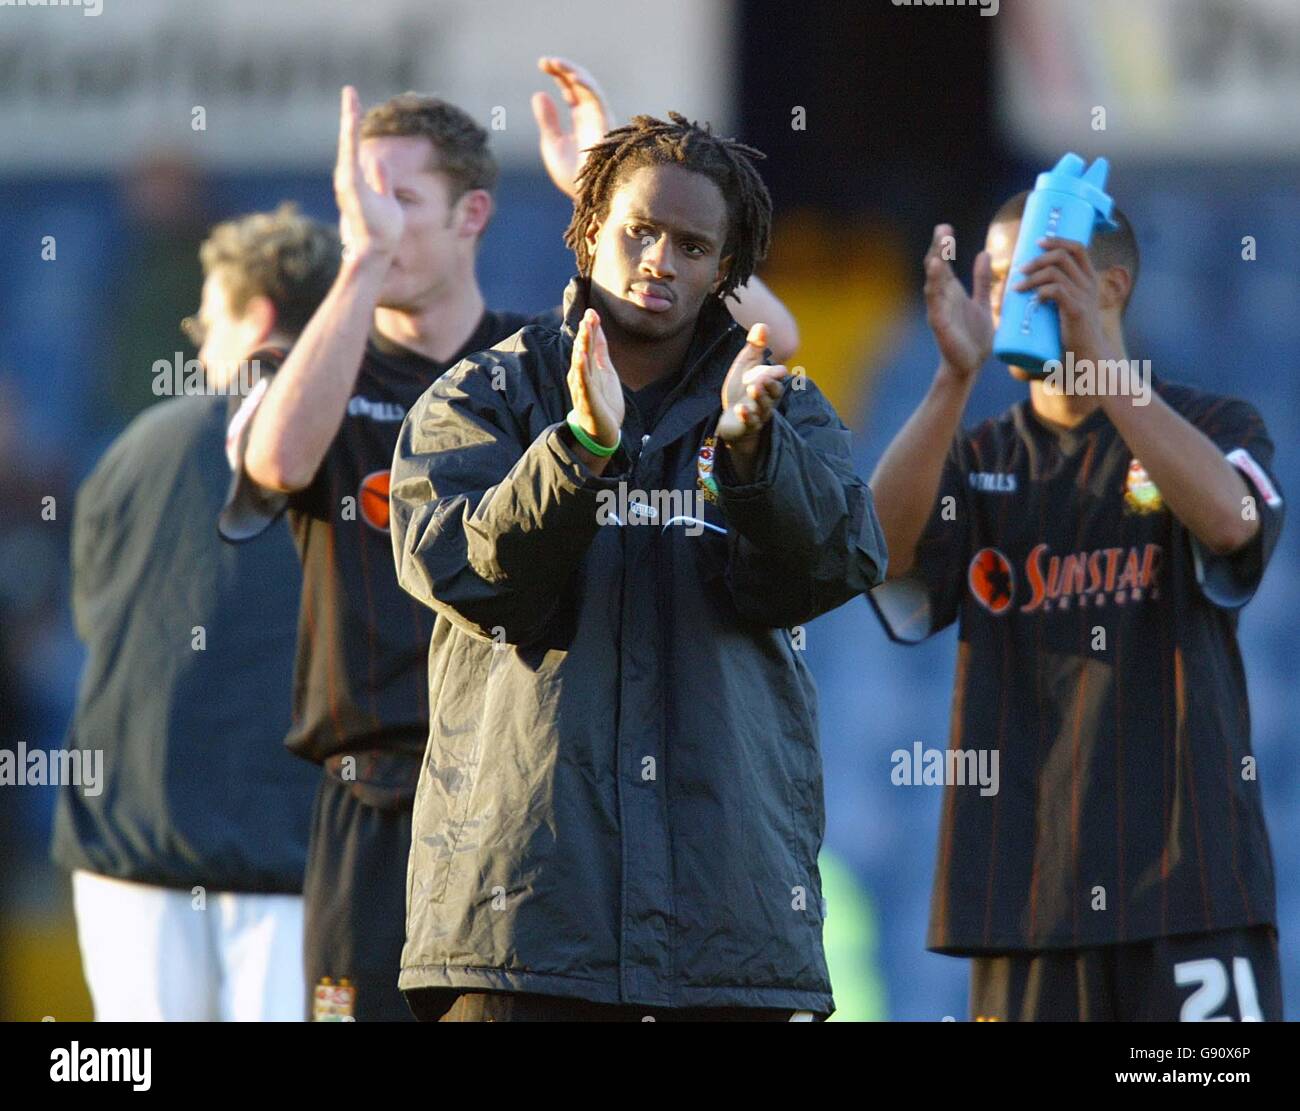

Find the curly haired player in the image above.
[{"left": 390, "top": 112, "right": 886, "bottom": 1021}]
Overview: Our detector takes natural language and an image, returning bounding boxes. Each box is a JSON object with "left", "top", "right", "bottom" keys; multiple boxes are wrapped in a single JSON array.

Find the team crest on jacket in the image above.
[
  {"left": 1124, "top": 458, "right": 1164, "bottom": 514},
  {"left": 359, "top": 469, "right": 391, "bottom": 532},
  {"left": 312, "top": 977, "right": 356, "bottom": 1021},
  {"left": 696, "top": 436, "right": 719, "bottom": 503},
  {"left": 968, "top": 547, "right": 1015, "bottom": 614}
]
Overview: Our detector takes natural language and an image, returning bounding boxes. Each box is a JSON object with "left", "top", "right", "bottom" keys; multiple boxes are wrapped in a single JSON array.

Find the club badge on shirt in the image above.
[
  {"left": 312, "top": 977, "right": 356, "bottom": 1021},
  {"left": 1124, "top": 458, "right": 1164, "bottom": 515},
  {"left": 697, "top": 436, "right": 719, "bottom": 504}
]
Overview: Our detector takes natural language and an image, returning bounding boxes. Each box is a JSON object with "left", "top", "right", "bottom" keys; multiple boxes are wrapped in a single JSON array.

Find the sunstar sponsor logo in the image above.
[
  {"left": 358, "top": 470, "right": 391, "bottom": 532},
  {"left": 968, "top": 547, "right": 1015, "bottom": 614},
  {"left": 1020, "top": 542, "right": 1162, "bottom": 613},
  {"left": 967, "top": 543, "right": 1163, "bottom": 615},
  {"left": 348, "top": 396, "right": 405, "bottom": 422}
]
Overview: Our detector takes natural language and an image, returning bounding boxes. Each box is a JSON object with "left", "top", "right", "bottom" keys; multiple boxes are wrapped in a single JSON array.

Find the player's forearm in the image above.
[
  {"left": 1100, "top": 391, "right": 1257, "bottom": 555},
  {"left": 870, "top": 365, "right": 973, "bottom": 579},
  {"left": 245, "top": 251, "right": 390, "bottom": 492},
  {"left": 728, "top": 276, "right": 799, "bottom": 363}
]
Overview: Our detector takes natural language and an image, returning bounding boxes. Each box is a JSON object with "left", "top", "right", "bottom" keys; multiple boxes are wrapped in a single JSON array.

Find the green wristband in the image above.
[{"left": 566, "top": 410, "right": 620, "bottom": 458}]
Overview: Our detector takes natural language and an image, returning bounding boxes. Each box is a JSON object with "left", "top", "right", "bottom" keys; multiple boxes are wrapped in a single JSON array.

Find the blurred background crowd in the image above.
[{"left": 1, "top": 0, "right": 1296, "bottom": 1020}]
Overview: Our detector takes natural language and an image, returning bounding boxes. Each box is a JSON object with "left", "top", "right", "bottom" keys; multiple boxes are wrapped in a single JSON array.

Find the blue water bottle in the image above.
[{"left": 992, "top": 152, "right": 1117, "bottom": 376}]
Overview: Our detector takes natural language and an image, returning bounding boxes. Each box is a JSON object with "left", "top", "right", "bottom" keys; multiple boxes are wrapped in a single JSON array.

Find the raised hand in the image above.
[
  {"left": 1014, "top": 236, "right": 1112, "bottom": 364},
  {"left": 334, "top": 86, "right": 403, "bottom": 261},
  {"left": 567, "top": 309, "right": 625, "bottom": 454},
  {"left": 531, "top": 57, "right": 612, "bottom": 199},
  {"left": 924, "top": 224, "right": 993, "bottom": 379},
  {"left": 717, "top": 323, "right": 788, "bottom": 446}
]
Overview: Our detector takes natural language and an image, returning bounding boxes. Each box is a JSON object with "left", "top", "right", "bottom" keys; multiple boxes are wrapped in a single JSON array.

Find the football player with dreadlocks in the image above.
[{"left": 389, "top": 112, "right": 886, "bottom": 1021}]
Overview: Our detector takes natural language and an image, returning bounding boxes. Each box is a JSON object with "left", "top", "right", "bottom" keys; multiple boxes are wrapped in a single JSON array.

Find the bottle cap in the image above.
[{"left": 1034, "top": 152, "right": 1118, "bottom": 230}]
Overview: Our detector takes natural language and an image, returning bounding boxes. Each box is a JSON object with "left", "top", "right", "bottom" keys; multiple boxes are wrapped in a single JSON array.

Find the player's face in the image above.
[
  {"left": 361, "top": 136, "right": 469, "bottom": 311},
  {"left": 195, "top": 271, "right": 260, "bottom": 387},
  {"left": 585, "top": 163, "right": 731, "bottom": 344},
  {"left": 985, "top": 217, "right": 1035, "bottom": 382},
  {"left": 985, "top": 218, "right": 1018, "bottom": 331}
]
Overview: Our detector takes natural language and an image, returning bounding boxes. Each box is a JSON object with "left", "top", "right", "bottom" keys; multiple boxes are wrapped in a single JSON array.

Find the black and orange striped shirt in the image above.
[
  {"left": 220, "top": 311, "right": 538, "bottom": 770},
  {"left": 871, "top": 379, "right": 1284, "bottom": 952}
]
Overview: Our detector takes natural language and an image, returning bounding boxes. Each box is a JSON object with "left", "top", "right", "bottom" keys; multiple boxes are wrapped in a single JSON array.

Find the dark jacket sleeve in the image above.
[
  {"left": 712, "top": 377, "right": 887, "bottom": 627},
  {"left": 389, "top": 348, "right": 630, "bottom": 645}
]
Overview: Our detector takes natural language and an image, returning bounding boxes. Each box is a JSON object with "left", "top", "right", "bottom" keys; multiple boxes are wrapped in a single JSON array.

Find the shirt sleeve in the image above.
[
  {"left": 217, "top": 371, "right": 329, "bottom": 542},
  {"left": 710, "top": 378, "right": 886, "bottom": 628},
  {"left": 867, "top": 434, "right": 972, "bottom": 643},
  {"left": 1186, "top": 398, "right": 1285, "bottom": 609}
]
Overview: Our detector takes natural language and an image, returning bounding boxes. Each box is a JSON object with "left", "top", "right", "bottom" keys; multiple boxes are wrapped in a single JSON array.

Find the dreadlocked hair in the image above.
[{"left": 563, "top": 112, "right": 772, "bottom": 302}]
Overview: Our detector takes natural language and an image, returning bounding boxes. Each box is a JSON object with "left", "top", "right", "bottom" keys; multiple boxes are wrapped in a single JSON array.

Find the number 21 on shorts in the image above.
[{"left": 1174, "top": 957, "right": 1263, "bottom": 1022}]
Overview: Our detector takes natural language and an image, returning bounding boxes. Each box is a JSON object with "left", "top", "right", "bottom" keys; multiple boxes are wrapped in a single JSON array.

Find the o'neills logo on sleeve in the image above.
[{"left": 1020, "top": 542, "right": 1162, "bottom": 613}]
